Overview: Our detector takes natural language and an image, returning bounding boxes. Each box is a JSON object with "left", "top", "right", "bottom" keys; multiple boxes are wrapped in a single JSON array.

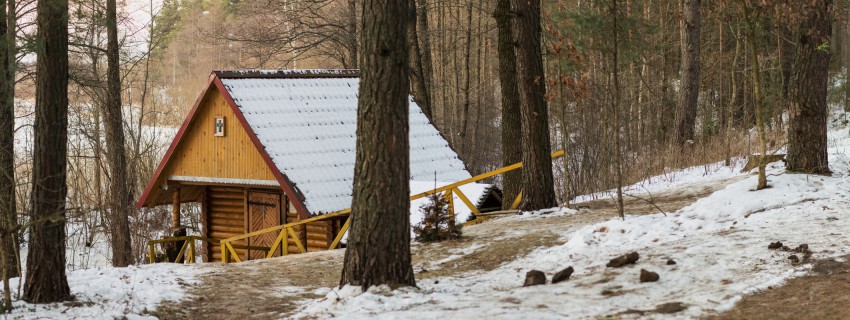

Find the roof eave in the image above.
[
  {"left": 136, "top": 73, "right": 218, "bottom": 209},
  {"left": 213, "top": 69, "right": 360, "bottom": 79}
]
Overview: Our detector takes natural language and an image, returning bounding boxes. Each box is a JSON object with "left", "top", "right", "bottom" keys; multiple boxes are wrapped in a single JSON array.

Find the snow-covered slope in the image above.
[
  {"left": 5, "top": 264, "right": 206, "bottom": 319},
  {"left": 294, "top": 110, "right": 850, "bottom": 319}
]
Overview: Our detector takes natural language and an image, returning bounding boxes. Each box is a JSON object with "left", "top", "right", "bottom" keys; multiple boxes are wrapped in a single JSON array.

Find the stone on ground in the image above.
[
  {"left": 607, "top": 252, "right": 640, "bottom": 268},
  {"left": 640, "top": 269, "right": 660, "bottom": 283},
  {"left": 552, "top": 266, "right": 574, "bottom": 284},
  {"left": 523, "top": 270, "right": 547, "bottom": 286}
]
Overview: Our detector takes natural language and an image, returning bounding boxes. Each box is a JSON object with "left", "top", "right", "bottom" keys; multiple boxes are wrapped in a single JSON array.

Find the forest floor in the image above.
[
  {"left": 709, "top": 255, "right": 850, "bottom": 320},
  {"left": 12, "top": 111, "right": 847, "bottom": 319},
  {"left": 152, "top": 175, "right": 745, "bottom": 319}
]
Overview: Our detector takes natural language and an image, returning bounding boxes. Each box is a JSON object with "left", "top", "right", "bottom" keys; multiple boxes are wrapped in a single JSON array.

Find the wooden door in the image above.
[{"left": 246, "top": 191, "right": 282, "bottom": 260}]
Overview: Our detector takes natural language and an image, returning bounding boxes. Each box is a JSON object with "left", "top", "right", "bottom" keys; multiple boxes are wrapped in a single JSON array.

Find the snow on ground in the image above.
[
  {"left": 4, "top": 264, "right": 206, "bottom": 319},
  {"left": 294, "top": 112, "right": 850, "bottom": 319},
  {"left": 572, "top": 157, "right": 747, "bottom": 204}
]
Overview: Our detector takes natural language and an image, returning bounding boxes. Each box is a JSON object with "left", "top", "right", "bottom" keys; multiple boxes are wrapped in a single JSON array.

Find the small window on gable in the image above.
[{"left": 214, "top": 116, "right": 225, "bottom": 137}]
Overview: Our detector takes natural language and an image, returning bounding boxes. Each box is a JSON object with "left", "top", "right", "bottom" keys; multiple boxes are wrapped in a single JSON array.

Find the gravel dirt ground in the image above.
[
  {"left": 153, "top": 176, "right": 778, "bottom": 320},
  {"left": 710, "top": 255, "right": 850, "bottom": 320}
]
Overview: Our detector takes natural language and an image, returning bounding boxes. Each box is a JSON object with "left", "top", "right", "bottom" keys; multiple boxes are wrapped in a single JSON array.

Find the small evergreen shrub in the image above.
[{"left": 413, "top": 193, "right": 462, "bottom": 242}]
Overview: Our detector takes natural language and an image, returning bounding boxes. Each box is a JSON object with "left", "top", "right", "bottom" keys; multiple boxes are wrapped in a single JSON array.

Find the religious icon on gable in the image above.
[{"left": 215, "top": 116, "right": 225, "bottom": 137}]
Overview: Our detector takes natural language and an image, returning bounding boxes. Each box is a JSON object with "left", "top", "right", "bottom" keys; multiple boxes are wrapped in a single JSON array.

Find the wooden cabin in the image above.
[{"left": 137, "top": 69, "right": 496, "bottom": 262}]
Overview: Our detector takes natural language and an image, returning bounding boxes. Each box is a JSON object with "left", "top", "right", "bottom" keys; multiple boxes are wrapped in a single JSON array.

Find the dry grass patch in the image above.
[{"left": 708, "top": 256, "right": 850, "bottom": 320}]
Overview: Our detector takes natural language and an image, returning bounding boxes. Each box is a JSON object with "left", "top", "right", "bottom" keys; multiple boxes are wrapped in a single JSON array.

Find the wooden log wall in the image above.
[
  {"left": 305, "top": 222, "right": 330, "bottom": 252},
  {"left": 207, "top": 186, "right": 247, "bottom": 261},
  {"left": 201, "top": 184, "right": 342, "bottom": 261},
  {"left": 285, "top": 212, "right": 338, "bottom": 253}
]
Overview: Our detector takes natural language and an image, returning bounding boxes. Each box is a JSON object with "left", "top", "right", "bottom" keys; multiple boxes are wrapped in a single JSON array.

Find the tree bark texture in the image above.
[
  {"left": 494, "top": 0, "right": 522, "bottom": 209},
  {"left": 787, "top": 0, "right": 831, "bottom": 174},
  {"left": 0, "top": 0, "right": 19, "bottom": 279},
  {"left": 407, "top": 0, "right": 432, "bottom": 119},
  {"left": 415, "top": 0, "right": 434, "bottom": 111},
  {"left": 674, "top": 0, "right": 700, "bottom": 145},
  {"left": 24, "top": 0, "right": 71, "bottom": 303},
  {"left": 511, "top": 0, "right": 557, "bottom": 210},
  {"left": 743, "top": 7, "right": 768, "bottom": 190},
  {"left": 340, "top": 0, "right": 416, "bottom": 290},
  {"left": 105, "top": 0, "right": 133, "bottom": 267},
  {"left": 346, "top": 0, "right": 359, "bottom": 68},
  {"left": 779, "top": 24, "right": 794, "bottom": 100}
]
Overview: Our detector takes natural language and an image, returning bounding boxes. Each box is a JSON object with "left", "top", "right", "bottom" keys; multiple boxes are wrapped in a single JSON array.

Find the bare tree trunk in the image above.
[
  {"left": 743, "top": 6, "right": 768, "bottom": 190},
  {"left": 727, "top": 22, "right": 742, "bottom": 167},
  {"left": 24, "top": 0, "right": 71, "bottom": 302},
  {"left": 415, "top": 0, "right": 433, "bottom": 100},
  {"left": 407, "top": 0, "right": 432, "bottom": 118},
  {"left": 787, "top": 0, "right": 832, "bottom": 174},
  {"left": 674, "top": 0, "right": 700, "bottom": 145},
  {"left": 460, "top": 0, "right": 473, "bottom": 137},
  {"left": 105, "top": 0, "right": 133, "bottom": 267},
  {"left": 612, "top": 0, "right": 625, "bottom": 219},
  {"left": 779, "top": 24, "right": 794, "bottom": 101},
  {"left": 0, "top": 0, "right": 19, "bottom": 281},
  {"left": 340, "top": 0, "right": 415, "bottom": 290},
  {"left": 347, "top": 0, "right": 358, "bottom": 68},
  {"left": 494, "top": 0, "right": 522, "bottom": 209},
  {"left": 511, "top": 0, "right": 557, "bottom": 210}
]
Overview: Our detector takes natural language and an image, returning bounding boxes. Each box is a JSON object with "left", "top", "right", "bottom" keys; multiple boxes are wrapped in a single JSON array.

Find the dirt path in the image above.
[
  {"left": 153, "top": 177, "right": 741, "bottom": 319},
  {"left": 709, "top": 256, "right": 850, "bottom": 320}
]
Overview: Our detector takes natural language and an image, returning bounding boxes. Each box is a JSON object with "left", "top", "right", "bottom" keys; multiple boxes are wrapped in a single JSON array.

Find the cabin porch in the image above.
[{"left": 158, "top": 180, "right": 346, "bottom": 262}]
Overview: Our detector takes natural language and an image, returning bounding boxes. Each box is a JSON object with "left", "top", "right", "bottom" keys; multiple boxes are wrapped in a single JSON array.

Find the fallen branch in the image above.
[{"left": 625, "top": 185, "right": 667, "bottom": 217}]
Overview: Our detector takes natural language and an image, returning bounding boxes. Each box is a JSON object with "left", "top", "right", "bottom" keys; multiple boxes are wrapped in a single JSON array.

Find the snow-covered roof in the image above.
[{"left": 218, "top": 70, "right": 472, "bottom": 214}]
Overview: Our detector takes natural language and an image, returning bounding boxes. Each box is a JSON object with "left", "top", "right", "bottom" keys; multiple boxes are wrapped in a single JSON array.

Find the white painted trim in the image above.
[{"left": 168, "top": 176, "right": 280, "bottom": 187}]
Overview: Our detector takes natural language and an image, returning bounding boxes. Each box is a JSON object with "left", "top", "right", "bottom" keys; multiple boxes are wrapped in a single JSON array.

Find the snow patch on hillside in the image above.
[
  {"left": 294, "top": 112, "right": 850, "bottom": 319},
  {"left": 4, "top": 264, "right": 205, "bottom": 319}
]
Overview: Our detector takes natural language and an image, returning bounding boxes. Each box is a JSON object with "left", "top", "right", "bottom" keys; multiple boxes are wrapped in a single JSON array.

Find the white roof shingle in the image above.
[{"left": 219, "top": 70, "right": 472, "bottom": 214}]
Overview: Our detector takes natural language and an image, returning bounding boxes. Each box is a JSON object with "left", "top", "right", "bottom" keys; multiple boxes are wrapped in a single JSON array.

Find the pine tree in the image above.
[
  {"left": 0, "top": 0, "right": 19, "bottom": 281},
  {"left": 340, "top": 0, "right": 416, "bottom": 290},
  {"left": 105, "top": 0, "right": 133, "bottom": 267},
  {"left": 787, "top": 0, "right": 831, "bottom": 174},
  {"left": 494, "top": 0, "right": 522, "bottom": 209},
  {"left": 511, "top": 0, "right": 557, "bottom": 211},
  {"left": 674, "top": 0, "right": 701, "bottom": 145},
  {"left": 24, "top": 0, "right": 71, "bottom": 303}
]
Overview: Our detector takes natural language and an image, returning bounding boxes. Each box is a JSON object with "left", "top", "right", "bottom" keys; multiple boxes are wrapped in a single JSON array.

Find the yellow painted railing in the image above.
[
  {"left": 147, "top": 236, "right": 220, "bottom": 264},
  {"left": 217, "top": 208, "right": 352, "bottom": 263},
  {"left": 148, "top": 150, "right": 564, "bottom": 263},
  {"left": 214, "top": 149, "right": 565, "bottom": 263}
]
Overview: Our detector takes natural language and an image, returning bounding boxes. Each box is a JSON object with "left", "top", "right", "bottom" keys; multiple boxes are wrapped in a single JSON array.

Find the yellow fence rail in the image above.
[
  {"left": 148, "top": 149, "right": 565, "bottom": 264},
  {"left": 147, "top": 236, "right": 220, "bottom": 264}
]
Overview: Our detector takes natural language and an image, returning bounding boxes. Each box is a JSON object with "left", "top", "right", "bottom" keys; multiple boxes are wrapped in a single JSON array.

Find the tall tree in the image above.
[
  {"left": 511, "top": 0, "right": 557, "bottom": 210},
  {"left": 742, "top": 2, "right": 769, "bottom": 190},
  {"left": 347, "top": 0, "right": 358, "bottom": 68},
  {"left": 24, "top": 0, "right": 71, "bottom": 303},
  {"left": 787, "top": 0, "right": 832, "bottom": 174},
  {"left": 0, "top": 0, "right": 19, "bottom": 280},
  {"left": 674, "top": 0, "right": 701, "bottom": 145},
  {"left": 340, "top": 0, "right": 415, "bottom": 290},
  {"left": 415, "top": 0, "right": 434, "bottom": 110},
  {"left": 611, "top": 0, "right": 625, "bottom": 219},
  {"left": 105, "top": 0, "right": 133, "bottom": 267},
  {"left": 407, "top": 0, "right": 432, "bottom": 118},
  {"left": 494, "top": 0, "right": 522, "bottom": 209}
]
